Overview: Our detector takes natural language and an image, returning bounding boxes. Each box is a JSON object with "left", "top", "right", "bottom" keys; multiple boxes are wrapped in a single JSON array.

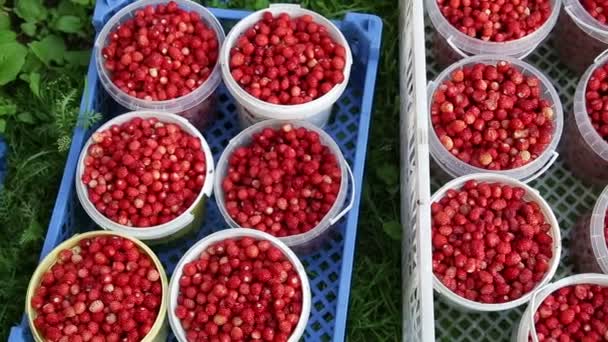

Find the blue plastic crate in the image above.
[
  {"left": 0, "top": 137, "right": 6, "bottom": 187},
  {"left": 8, "top": 3, "right": 382, "bottom": 341}
]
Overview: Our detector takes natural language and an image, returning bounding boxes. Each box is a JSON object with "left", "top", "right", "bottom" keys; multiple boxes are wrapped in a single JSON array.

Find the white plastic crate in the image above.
[
  {"left": 400, "top": 0, "right": 434, "bottom": 340},
  {"left": 400, "top": 0, "right": 606, "bottom": 340}
]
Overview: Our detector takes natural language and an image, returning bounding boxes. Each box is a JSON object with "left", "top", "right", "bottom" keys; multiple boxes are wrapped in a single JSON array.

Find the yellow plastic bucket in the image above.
[{"left": 26, "top": 231, "right": 169, "bottom": 341}]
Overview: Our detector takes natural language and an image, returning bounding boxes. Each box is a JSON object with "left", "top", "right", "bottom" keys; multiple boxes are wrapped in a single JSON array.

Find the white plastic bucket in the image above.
[
  {"left": 94, "top": 0, "right": 225, "bottom": 130},
  {"left": 168, "top": 228, "right": 311, "bottom": 342},
  {"left": 214, "top": 120, "right": 355, "bottom": 250},
  {"left": 563, "top": 52, "right": 608, "bottom": 185},
  {"left": 572, "top": 185, "right": 608, "bottom": 274},
  {"left": 26, "top": 231, "right": 169, "bottom": 342},
  {"left": 564, "top": 0, "right": 608, "bottom": 44},
  {"left": 75, "top": 111, "right": 214, "bottom": 243},
  {"left": 219, "top": 4, "right": 353, "bottom": 128},
  {"left": 431, "top": 173, "right": 562, "bottom": 312},
  {"left": 428, "top": 55, "right": 564, "bottom": 183},
  {"left": 426, "top": 0, "right": 560, "bottom": 63},
  {"left": 513, "top": 273, "right": 608, "bottom": 342},
  {"left": 556, "top": 2, "right": 608, "bottom": 73}
]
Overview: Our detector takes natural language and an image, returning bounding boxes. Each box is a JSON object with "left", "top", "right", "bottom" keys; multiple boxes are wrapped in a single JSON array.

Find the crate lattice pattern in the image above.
[{"left": 425, "top": 23, "right": 606, "bottom": 342}]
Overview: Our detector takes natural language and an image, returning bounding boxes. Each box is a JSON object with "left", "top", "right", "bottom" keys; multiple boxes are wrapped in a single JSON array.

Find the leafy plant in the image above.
[
  {"left": 1, "top": 0, "right": 93, "bottom": 89},
  {"left": 0, "top": 73, "right": 101, "bottom": 340},
  {"left": 0, "top": 0, "right": 96, "bottom": 339}
]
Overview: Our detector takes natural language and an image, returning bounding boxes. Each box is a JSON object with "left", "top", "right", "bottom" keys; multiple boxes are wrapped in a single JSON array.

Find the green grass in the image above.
[
  {"left": 0, "top": 74, "right": 101, "bottom": 340},
  {"left": 0, "top": 0, "right": 401, "bottom": 340}
]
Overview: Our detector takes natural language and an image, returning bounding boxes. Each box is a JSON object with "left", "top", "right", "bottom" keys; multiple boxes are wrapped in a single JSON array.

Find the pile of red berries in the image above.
[
  {"left": 531, "top": 284, "right": 608, "bottom": 341},
  {"left": 175, "top": 237, "right": 304, "bottom": 341},
  {"left": 585, "top": 63, "right": 608, "bottom": 141},
  {"left": 581, "top": 0, "right": 608, "bottom": 24},
  {"left": 101, "top": 1, "right": 219, "bottom": 101},
  {"left": 431, "top": 61, "right": 556, "bottom": 170},
  {"left": 229, "top": 11, "right": 347, "bottom": 105},
  {"left": 432, "top": 180, "right": 554, "bottom": 303},
  {"left": 31, "top": 235, "right": 163, "bottom": 342},
  {"left": 82, "top": 116, "right": 207, "bottom": 227},
  {"left": 221, "top": 124, "right": 342, "bottom": 237},
  {"left": 436, "top": 0, "right": 552, "bottom": 42}
]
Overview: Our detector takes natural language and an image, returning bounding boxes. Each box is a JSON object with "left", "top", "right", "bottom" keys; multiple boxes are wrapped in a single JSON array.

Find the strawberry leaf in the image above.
[
  {"left": 0, "top": 41, "right": 27, "bottom": 85},
  {"left": 28, "top": 35, "right": 66, "bottom": 66}
]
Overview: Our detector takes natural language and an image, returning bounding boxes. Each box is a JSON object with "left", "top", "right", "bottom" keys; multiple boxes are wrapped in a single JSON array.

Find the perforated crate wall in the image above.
[
  {"left": 7, "top": 5, "right": 382, "bottom": 342},
  {"left": 399, "top": 0, "right": 435, "bottom": 341}
]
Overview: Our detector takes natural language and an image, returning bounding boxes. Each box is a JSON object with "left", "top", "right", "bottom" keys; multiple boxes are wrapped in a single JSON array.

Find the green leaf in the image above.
[
  {"left": 0, "top": 103, "right": 17, "bottom": 116},
  {"left": 376, "top": 163, "right": 399, "bottom": 187},
  {"left": 0, "top": 30, "right": 16, "bottom": 44},
  {"left": 208, "top": 0, "right": 224, "bottom": 8},
  {"left": 53, "top": 15, "right": 82, "bottom": 33},
  {"left": 382, "top": 221, "right": 401, "bottom": 241},
  {"left": 57, "top": 0, "right": 87, "bottom": 17},
  {"left": 0, "top": 118, "right": 6, "bottom": 133},
  {"left": 17, "top": 112, "right": 35, "bottom": 124},
  {"left": 28, "top": 35, "right": 66, "bottom": 66},
  {"left": 69, "top": 0, "right": 90, "bottom": 5},
  {"left": 79, "top": 111, "right": 102, "bottom": 129},
  {"left": 57, "top": 135, "right": 71, "bottom": 152},
  {"left": 15, "top": 0, "right": 47, "bottom": 23},
  {"left": 253, "top": 0, "right": 270, "bottom": 10},
  {"left": 0, "top": 11, "right": 10, "bottom": 30},
  {"left": 0, "top": 42, "right": 27, "bottom": 85},
  {"left": 64, "top": 50, "right": 90, "bottom": 66},
  {"left": 20, "top": 52, "right": 43, "bottom": 74},
  {"left": 20, "top": 22, "right": 36, "bottom": 37},
  {"left": 20, "top": 219, "right": 43, "bottom": 244},
  {"left": 28, "top": 72, "right": 41, "bottom": 97}
]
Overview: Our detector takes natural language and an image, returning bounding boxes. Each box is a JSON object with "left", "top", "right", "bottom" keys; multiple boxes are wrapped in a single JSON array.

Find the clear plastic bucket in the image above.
[
  {"left": 219, "top": 4, "right": 353, "bottom": 129},
  {"left": 214, "top": 120, "right": 355, "bottom": 251},
  {"left": 513, "top": 273, "right": 608, "bottom": 342},
  {"left": 94, "top": 0, "right": 225, "bottom": 131},
  {"left": 426, "top": 0, "right": 561, "bottom": 67},
  {"left": 431, "top": 173, "right": 562, "bottom": 312},
  {"left": 556, "top": 1, "right": 608, "bottom": 74},
  {"left": 26, "top": 231, "right": 169, "bottom": 342},
  {"left": 562, "top": 52, "right": 608, "bottom": 185},
  {"left": 572, "top": 185, "right": 608, "bottom": 274},
  {"left": 75, "top": 111, "right": 215, "bottom": 244},
  {"left": 428, "top": 55, "right": 564, "bottom": 183},
  {"left": 167, "top": 228, "right": 311, "bottom": 342}
]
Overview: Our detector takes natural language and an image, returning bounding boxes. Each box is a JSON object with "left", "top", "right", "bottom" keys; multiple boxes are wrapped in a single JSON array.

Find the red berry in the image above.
[
  {"left": 229, "top": 12, "right": 347, "bottom": 104},
  {"left": 82, "top": 117, "right": 207, "bottom": 227},
  {"left": 530, "top": 284, "right": 608, "bottom": 341},
  {"left": 31, "top": 235, "right": 163, "bottom": 341},
  {"left": 176, "top": 237, "right": 304, "bottom": 340},
  {"left": 437, "top": 0, "right": 551, "bottom": 42},
  {"left": 221, "top": 124, "right": 342, "bottom": 237},
  {"left": 102, "top": 2, "right": 219, "bottom": 101},
  {"left": 432, "top": 181, "right": 554, "bottom": 304},
  {"left": 581, "top": 0, "right": 608, "bottom": 24},
  {"left": 431, "top": 61, "right": 556, "bottom": 171},
  {"left": 585, "top": 63, "right": 608, "bottom": 142}
]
